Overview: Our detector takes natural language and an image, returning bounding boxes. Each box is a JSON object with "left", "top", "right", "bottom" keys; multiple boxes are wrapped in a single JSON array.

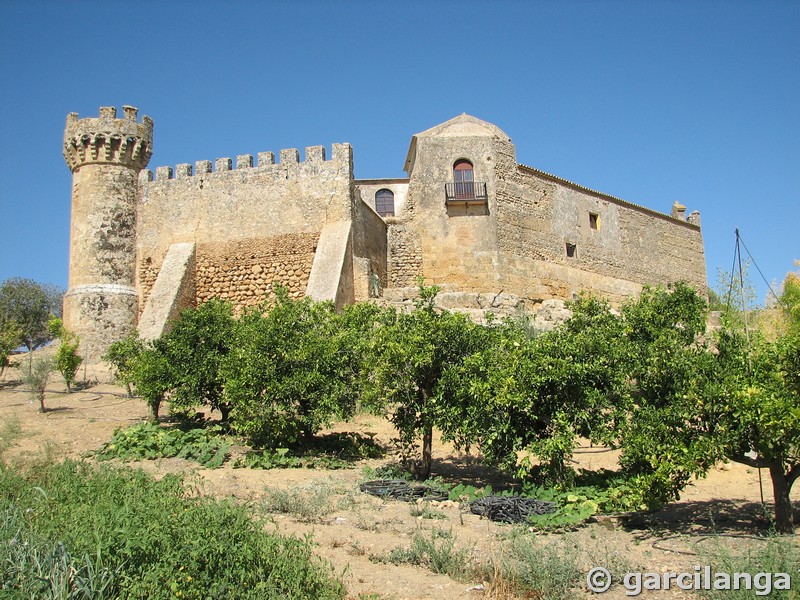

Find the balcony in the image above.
[{"left": 445, "top": 181, "right": 488, "bottom": 205}]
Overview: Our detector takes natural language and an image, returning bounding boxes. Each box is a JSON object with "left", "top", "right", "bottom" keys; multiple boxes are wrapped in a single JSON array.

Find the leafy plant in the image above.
[
  {"left": 102, "top": 332, "right": 143, "bottom": 397},
  {"left": 365, "top": 281, "right": 489, "bottom": 480},
  {"left": 160, "top": 298, "right": 235, "bottom": 420},
  {"left": 442, "top": 293, "right": 630, "bottom": 485},
  {"left": 238, "top": 433, "right": 383, "bottom": 470},
  {"left": 48, "top": 317, "right": 82, "bottom": 393},
  {"left": 0, "top": 278, "right": 63, "bottom": 370},
  {"left": 0, "top": 318, "right": 22, "bottom": 377},
  {"left": 94, "top": 422, "right": 230, "bottom": 468},
  {"left": 128, "top": 339, "right": 173, "bottom": 423}
]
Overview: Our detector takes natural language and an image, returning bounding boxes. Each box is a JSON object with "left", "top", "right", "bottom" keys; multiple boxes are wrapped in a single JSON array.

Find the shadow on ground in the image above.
[
  {"left": 624, "top": 498, "right": 799, "bottom": 537},
  {"left": 429, "top": 454, "right": 518, "bottom": 491}
]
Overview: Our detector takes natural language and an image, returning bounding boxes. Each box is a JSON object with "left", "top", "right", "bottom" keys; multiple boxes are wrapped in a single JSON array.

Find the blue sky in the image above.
[{"left": 1, "top": 0, "right": 798, "bottom": 304}]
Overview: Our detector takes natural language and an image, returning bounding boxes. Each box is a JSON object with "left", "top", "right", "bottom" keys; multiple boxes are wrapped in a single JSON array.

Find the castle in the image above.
[{"left": 62, "top": 106, "right": 706, "bottom": 369}]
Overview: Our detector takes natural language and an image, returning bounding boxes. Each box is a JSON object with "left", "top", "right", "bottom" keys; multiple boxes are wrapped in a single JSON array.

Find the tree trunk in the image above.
[
  {"left": 38, "top": 391, "right": 46, "bottom": 413},
  {"left": 219, "top": 403, "right": 232, "bottom": 422},
  {"left": 126, "top": 382, "right": 132, "bottom": 398},
  {"left": 418, "top": 423, "right": 433, "bottom": 481},
  {"left": 769, "top": 461, "right": 795, "bottom": 533},
  {"left": 149, "top": 399, "right": 160, "bottom": 423}
]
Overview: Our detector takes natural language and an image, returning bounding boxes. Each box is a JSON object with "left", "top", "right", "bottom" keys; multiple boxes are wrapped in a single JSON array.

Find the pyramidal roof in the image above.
[
  {"left": 404, "top": 114, "right": 511, "bottom": 173},
  {"left": 413, "top": 113, "right": 510, "bottom": 140}
]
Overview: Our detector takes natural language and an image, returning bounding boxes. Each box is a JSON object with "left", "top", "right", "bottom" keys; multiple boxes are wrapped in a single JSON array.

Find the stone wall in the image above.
[
  {"left": 136, "top": 143, "right": 353, "bottom": 314},
  {"left": 389, "top": 114, "right": 706, "bottom": 308},
  {"left": 351, "top": 197, "right": 388, "bottom": 300},
  {"left": 355, "top": 180, "right": 409, "bottom": 217},
  {"left": 195, "top": 235, "right": 317, "bottom": 309},
  {"left": 387, "top": 223, "right": 423, "bottom": 287},
  {"left": 391, "top": 116, "right": 509, "bottom": 293},
  {"left": 495, "top": 165, "right": 707, "bottom": 303}
]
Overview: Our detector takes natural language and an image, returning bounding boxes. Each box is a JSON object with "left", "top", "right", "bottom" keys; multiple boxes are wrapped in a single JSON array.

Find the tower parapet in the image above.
[
  {"left": 63, "top": 106, "right": 153, "bottom": 172},
  {"left": 63, "top": 106, "right": 152, "bottom": 371}
]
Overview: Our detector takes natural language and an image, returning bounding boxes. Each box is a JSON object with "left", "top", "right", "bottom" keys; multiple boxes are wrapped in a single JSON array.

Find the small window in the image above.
[
  {"left": 566, "top": 243, "right": 577, "bottom": 258},
  {"left": 375, "top": 189, "right": 395, "bottom": 217},
  {"left": 589, "top": 213, "right": 599, "bottom": 230}
]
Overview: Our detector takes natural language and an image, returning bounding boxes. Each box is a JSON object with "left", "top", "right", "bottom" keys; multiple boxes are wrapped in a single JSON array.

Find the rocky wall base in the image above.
[{"left": 63, "top": 285, "right": 138, "bottom": 379}]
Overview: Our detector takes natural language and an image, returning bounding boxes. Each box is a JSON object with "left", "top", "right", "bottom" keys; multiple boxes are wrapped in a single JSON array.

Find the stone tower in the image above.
[{"left": 62, "top": 106, "right": 153, "bottom": 365}]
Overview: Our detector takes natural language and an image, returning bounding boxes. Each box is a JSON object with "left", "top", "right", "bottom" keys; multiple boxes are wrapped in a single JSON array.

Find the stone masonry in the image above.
[{"left": 63, "top": 107, "right": 707, "bottom": 375}]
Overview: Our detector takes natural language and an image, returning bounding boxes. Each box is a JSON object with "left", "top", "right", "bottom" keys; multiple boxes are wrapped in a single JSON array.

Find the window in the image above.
[
  {"left": 453, "top": 159, "right": 474, "bottom": 199},
  {"left": 375, "top": 189, "right": 395, "bottom": 217},
  {"left": 566, "top": 243, "right": 577, "bottom": 258},
  {"left": 589, "top": 213, "right": 599, "bottom": 230}
]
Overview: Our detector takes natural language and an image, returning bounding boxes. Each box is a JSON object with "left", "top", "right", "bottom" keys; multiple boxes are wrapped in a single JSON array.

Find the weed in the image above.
[
  {"left": 371, "top": 528, "right": 472, "bottom": 581},
  {"left": 348, "top": 541, "right": 367, "bottom": 556},
  {"left": 697, "top": 535, "right": 800, "bottom": 599},
  {"left": 237, "top": 432, "right": 383, "bottom": 471},
  {"left": 410, "top": 503, "right": 447, "bottom": 520},
  {"left": 0, "top": 415, "right": 21, "bottom": 456},
  {"left": 261, "top": 480, "right": 340, "bottom": 523},
  {"left": 498, "top": 535, "right": 582, "bottom": 600},
  {"left": 0, "top": 459, "right": 345, "bottom": 599}
]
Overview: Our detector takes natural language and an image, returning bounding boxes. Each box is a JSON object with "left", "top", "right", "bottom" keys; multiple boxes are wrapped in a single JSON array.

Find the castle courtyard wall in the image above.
[
  {"left": 495, "top": 166, "right": 706, "bottom": 303},
  {"left": 136, "top": 144, "right": 353, "bottom": 310}
]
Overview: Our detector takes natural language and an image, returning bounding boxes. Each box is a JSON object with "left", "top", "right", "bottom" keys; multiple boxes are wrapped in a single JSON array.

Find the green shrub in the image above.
[
  {"left": 102, "top": 332, "right": 143, "bottom": 397},
  {"left": 48, "top": 317, "right": 82, "bottom": 393},
  {"left": 0, "top": 460, "right": 345, "bottom": 599},
  {"left": 160, "top": 299, "right": 236, "bottom": 420},
  {"left": 371, "top": 529, "right": 472, "bottom": 580}
]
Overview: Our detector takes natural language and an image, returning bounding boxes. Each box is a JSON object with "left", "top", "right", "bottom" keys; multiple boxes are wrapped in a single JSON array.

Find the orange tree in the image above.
[
  {"left": 712, "top": 269, "right": 800, "bottom": 533},
  {"left": 222, "top": 290, "right": 367, "bottom": 448},
  {"left": 441, "top": 294, "right": 631, "bottom": 487},
  {"left": 364, "top": 284, "right": 489, "bottom": 480}
]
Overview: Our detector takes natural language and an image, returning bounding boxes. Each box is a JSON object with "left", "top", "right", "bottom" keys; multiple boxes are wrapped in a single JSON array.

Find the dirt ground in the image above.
[{"left": 1, "top": 356, "right": 798, "bottom": 599}]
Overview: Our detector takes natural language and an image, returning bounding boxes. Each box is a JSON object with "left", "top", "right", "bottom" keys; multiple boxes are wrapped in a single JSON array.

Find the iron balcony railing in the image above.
[{"left": 445, "top": 181, "right": 488, "bottom": 203}]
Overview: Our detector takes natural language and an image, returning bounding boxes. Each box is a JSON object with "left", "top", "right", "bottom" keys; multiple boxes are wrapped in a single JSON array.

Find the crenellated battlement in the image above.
[
  {"left": 63, "top": 106, "right": 153, "bottom": 172},
  {"left": 141, "top": 143, "right": 352, "bottom": 182}
]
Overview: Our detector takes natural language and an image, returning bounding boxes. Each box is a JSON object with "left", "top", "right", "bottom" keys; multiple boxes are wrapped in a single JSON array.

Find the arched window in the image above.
[
  {"left": 375, "top": 189, "right": 395, "bottom": 217},
  {"left": 453, "top": 160, "right": 474, "bottom": 199}
]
